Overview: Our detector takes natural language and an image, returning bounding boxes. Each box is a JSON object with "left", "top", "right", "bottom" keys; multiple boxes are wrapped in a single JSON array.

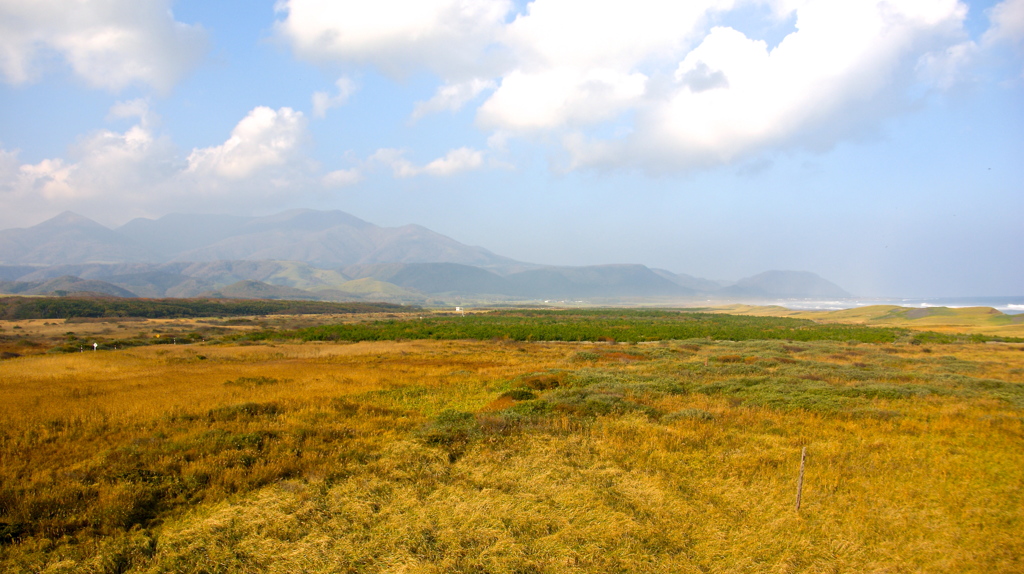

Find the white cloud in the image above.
[
  {"left": 0, "top": 0, "right": 206, "bottom": 92},
  {"left": 421, "top": 147, "right": 484, "bottom": 175},
  {"left": 0, "top": 109, "right": 184, "bottom": 229},
  {"left": 67, "top": 124, "right": 180, "bottom": 198},
  {"left": 916, "top": 41, "right": 978, "bottom": 89},
  {"left": 985, "top": 0, "right": 1024, "bottom": 44},
  {"left": 275, "top": 0, "right": 513, "bottom": 77},
  {"left": 106, "top": 98, "right": 158, "bottom": 128},
  {"left": 0, "top": 104, "right": 365, "bottom": 227},
  {"left": 477, "top": 68, "right": 647, "bottom": 131},
  {"left": 187, "top": 107, "right": 308, "bottom": 180},
  {"left": 17, "top": 158, "right": 75, "bottom": 201},
  {"left": 412, "top": 78, "right": 496, "bottom": 120},
  {"left": 370, "top": 147, "right": 484, "bottom": 177},
  {"left": 322, "top": 168, "right": 362, "bottom": 187},
  {"left": 369, "top": 148, "right": 418, "bottom": 178},
  {"left": 312, "top": 77, "right": 358, "bottom": 118},
  {"left": 561, "top": 0, "right": 972, "bottom": 171},
  {"left": 501, "top": 0, "right": 726, "bottom": 70},
  {"left": 6, "top": 112, "right": 179, "bottom": 204},
  {"left": 277, "top": 0, "right": 974, "bottom": 174}
]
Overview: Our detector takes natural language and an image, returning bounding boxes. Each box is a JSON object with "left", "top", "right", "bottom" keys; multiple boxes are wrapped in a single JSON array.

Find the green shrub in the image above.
[
  {"left": 223, "top": 376, "right": 280, "bottom": 387},
  {"left": 418, "top": 410, "right": 478, "bottom": 448},
  {"left": 501, "top": 389, "right": 537, "bottom": 401},
  {"left": 207, "top": 402, "right": 283, "bottom": 422},
  {"left": 664, "top": 408, "right": 715, "bottom": 422},
  {"left": 503, "top": 400, "right": 552, "bottom": 417},
  {"left": 544, "top": 387, "right": 657, "bottom": 418},
  {"left": 518, "top": 372, "right": 565, "bottom": 390}
]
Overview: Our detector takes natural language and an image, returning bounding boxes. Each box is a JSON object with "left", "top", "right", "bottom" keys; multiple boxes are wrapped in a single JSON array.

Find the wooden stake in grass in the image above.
[{"left": 795, "top": 446, "right": 807, "bottom": 511}]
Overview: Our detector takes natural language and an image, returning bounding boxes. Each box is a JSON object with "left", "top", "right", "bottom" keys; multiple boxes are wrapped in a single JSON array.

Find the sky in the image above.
[{"left": 0, "top": 0, "right": 1022, "bottom": 297}]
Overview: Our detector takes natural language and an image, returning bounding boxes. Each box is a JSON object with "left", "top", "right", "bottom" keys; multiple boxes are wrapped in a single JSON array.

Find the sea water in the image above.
[{"left": 765, "top": 296, "right": 1024, "bottom": 315}]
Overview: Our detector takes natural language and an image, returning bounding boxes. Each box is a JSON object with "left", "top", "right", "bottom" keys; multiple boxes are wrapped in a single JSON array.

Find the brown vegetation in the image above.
[{"left": 0, "top": 319, "right": 1022, "bottom": 572}]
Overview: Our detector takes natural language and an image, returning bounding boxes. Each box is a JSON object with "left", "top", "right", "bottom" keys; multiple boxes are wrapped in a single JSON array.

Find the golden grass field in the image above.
[
  {"left": 713, "top": 304, "right": 1024, "bottom": 338},
  {"left": 1, "top": 309, "right": 1023, "bottom": 573}
]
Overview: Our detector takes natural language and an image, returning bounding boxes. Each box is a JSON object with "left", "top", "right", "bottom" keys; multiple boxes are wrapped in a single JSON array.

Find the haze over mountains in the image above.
[{"left": 0, "top": 210, "right": 851, "bottom": 303}]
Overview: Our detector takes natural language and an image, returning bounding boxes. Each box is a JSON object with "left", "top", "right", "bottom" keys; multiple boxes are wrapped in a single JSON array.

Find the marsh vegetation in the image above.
[{"left": 0, "top": 309, "right": 1022, "bottom": 572}]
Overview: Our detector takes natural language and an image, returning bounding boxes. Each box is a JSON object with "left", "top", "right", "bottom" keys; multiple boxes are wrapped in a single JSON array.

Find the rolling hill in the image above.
[
  {"left": 0, "top": 209, "right": 517, "bottom": 269},
  {"left": 0, "top": 210, "right": 855, "bottom": 303},
  {"left": 718, "top": 270, "right": 851, "bottom": 299}
]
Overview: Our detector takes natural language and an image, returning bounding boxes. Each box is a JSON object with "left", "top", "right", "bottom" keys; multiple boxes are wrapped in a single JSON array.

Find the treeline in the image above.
[
  {"left": 0, "top": 296, "right": 413, "bottom": 320},
  {"left": 297, "top": 310, "right": 909, "bottom": 344}
]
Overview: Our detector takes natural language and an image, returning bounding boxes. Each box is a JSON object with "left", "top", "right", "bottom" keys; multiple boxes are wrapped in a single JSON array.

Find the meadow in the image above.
[{"left": 1, "top": 308, "right": 1022, "bottom": 572}]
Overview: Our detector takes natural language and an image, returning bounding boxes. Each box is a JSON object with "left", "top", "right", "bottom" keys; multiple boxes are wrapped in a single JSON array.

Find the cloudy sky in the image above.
[{"left": 1, "top": 0, "right": 1021, "bottom": 297}]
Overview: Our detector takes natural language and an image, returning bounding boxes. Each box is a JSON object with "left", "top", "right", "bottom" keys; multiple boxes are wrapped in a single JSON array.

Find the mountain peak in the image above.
[
  {"left": 34, "top": 211, "right": 109, "bottom": 231},
  {"left": 724, "top": 270, "right": 851, "bottom": 298}
]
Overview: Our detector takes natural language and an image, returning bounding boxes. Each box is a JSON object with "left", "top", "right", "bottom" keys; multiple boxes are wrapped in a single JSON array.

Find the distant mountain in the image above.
[
  {"left": 128, "top": 209, "right": 516, "bottom": 269},
  {"left": 0, "top": 266, "right": 41, "bottom": 281},
  {"left": 344, "top": 262, "right": 695, "bottom": 299},
  {"left": 0, "top": 210, "right": 854, "bottom": 303},
  {"left": 201, "top": 280, "right": 320, "bottom": 300},
  {"left": 315, "top": 277, "right": 427, "bottom": 303},
  {"left": 651, "top": 269, "right": 728, "bottom": 292},
  {"left": 718, "top": 270, "right": 851, "bottom": 299},
  {"left": 0, "top": 275, "right": 137, "bottom": 298},
  {"left": 346, "top": 262, "right": 511, "bottom": 295},
  {"left": 117, "top": 213, "right": 253, "bottom": 259},
  {"left": 0, "top": 212, "right": 152, "bottom": 264},
  {"left": 0, "top": 209, "right": 517, "bottom": 269}
]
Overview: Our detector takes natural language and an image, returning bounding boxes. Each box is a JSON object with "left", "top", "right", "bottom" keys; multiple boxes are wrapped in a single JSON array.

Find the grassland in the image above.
[
  {"left": 0, "top": 296, "right": 411, "bottom": 321},
  {"left": 713, "top": 304, "right": 1024, "bottom": 339},
  {"left": 293, "top": 309, "right": 915, "bottom": 345},
  {"left": 1, "top": 308, "right": 1023, "bottom": 572}
]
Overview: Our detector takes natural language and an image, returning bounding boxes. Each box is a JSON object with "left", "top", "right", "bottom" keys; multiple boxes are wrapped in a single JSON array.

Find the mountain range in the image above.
[{"left": 0, "top": 210, "right": 852, "bottom": 303}]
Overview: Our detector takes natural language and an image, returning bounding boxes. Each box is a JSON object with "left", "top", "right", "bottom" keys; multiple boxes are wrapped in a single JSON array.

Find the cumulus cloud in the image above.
[
  {"left": 312, "top": 77, "right": 358, "bottom": 118},
  {"left": 277, "top": 0, "right": 977, "bottom": 174},
  {"left": 985, "top": 0, "right": 1024, "bottom": 44},
  {"left": 322, "top": 168, "right": 362, "bottom": 187},
  {"left": 421, "top": 147, "right": 485, "bottom": 175},
  {"left": 0, "top": 104, "right": 357, "bottom": 227},
  {"left": 477, "top": 68, "right": 647, "bottom": 131},
  {"left": 7, "top": 121, "right": 179, "bottom": 203},
  {"left": 187, "top": 107, "right": 308, "bottom": 180},
  {"left": 0, "top": 0, "right": 206, "bottom": 92},
  {"left": 412, "top": 78, "right": 496, "bottom": 120},
  {"left": 275, "top": 0, "right": 513, "bottom": 77},
  {"left": 0, "top": 107, "right": 184, "bottom": 227},
  {"left": 916, "top": 40, "right": 978, "bottom": 89},
  {"left": 371, "top": 147, "right": 484, "bottom": 177},
  {"left": 368, "top": 148, "right": 417, "bottom": 178},
  {"left": 502, "top": 0, "right": 973, "bottom": 171},
  {"left": 67, "top": 124, "right": 180, "bottom": 197},
  {"left": 107, "top": 98, "right": 158, "bottom": 128}
]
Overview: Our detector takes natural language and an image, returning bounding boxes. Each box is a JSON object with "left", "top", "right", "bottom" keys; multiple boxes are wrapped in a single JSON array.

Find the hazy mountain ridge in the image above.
[
  {"left": 719, "top": 270, "right": 851, "bottom": 299},
  {"left": 201, "top": 280, "right": 322, "bottom": 301},
  {"left": 0, "top": 210, "right": 853, "bottom": 302},
  {"left": 0, "top": 212, "right": 154, "bottom": 265},
  {"left": 0, "top": 209, "right": 514, "bottom": 269},
  {"left": 0, "top": 275, "right": 137, "bottom": 298}
]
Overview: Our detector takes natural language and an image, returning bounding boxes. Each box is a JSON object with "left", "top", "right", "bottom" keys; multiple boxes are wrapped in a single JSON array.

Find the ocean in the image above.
[{"left": 761, "top": 296, "right": 1024, "bottom": 315}]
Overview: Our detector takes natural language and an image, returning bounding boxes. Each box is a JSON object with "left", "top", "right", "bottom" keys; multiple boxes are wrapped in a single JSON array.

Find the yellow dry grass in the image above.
[
  {"left": 710, "top": 304, "right": 1024, "bottom": 338},
  {"left": 0, "top": 337, "right": 1022, "bottom": 573}
]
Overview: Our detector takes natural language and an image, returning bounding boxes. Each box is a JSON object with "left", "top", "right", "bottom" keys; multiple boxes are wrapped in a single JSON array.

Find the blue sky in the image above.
[{"left": 0, "top": 0, "right": 1021, "bottom": 297}]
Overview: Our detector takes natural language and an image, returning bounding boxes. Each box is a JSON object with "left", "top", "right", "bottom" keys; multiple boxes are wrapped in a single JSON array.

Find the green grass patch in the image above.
[{"left": 300, "top": 309, "right": 908, "bottom": 344}]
